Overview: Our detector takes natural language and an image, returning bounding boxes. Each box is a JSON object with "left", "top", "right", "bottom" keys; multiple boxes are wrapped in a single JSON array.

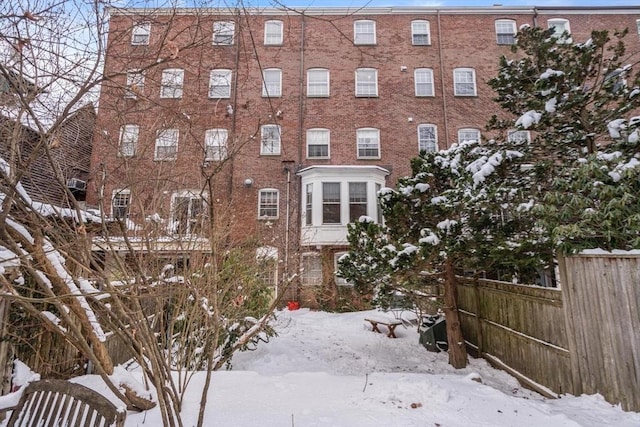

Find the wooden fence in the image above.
[
  {"left": 456, "top": 277, "right": 572, "bottom": 397},
  {"left": 457, "top": 253, "right": 640, "bottom": 411},
  {"left": 558, "top": 253, "right": 640, "bottom": 412}
]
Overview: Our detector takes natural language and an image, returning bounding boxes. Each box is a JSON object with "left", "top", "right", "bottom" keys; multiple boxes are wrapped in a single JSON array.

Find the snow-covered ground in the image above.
[{"left": 4, "top": 309, "right": 640, "bottom": 426}]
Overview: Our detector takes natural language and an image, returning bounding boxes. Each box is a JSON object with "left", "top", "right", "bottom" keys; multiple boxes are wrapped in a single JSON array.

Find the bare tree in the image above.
[{"left": 1, "top": 2, "right": 287, "bottom": 426}]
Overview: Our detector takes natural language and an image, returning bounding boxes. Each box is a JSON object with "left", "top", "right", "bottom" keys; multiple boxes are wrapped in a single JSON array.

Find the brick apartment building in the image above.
[{"left": 90, "top": 6, "right": 640, "bottom": 306}]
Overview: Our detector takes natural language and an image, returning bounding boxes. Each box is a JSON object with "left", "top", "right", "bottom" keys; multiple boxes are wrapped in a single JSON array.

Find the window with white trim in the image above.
[
  {"left": 257, "top": 246, "right": 278, "bottom": 287},
  {"left": 458, "top": 128, "right": 481, "bottom": 143},
  {"left": 349, "top": 182, "right": 367, "bottom": 222},
  {"left": 305, "top": 183, "right": 313, "bottom": 226},
  {"left": 548, "top": 18, "right": 571, "bottom": 42},
  {"left": 415, "top": 68, "right": 434, "bottom": 97},
  {"left": 205, "top": 129, "right": 228, "bottom": 161},
  {"left": 301, "top": 253, "right": 322, "bottom": 286},
  {"left": 112, "top": 189, "right": 130, "bottom": 219},
  {"left": 507, "top": 130, "right": 531, "bottom": 142},
  {"left": 356, "top": 128, "right": 380, "bottom": 159},
  {"left": 259, "top": 189, "right": 279, "bottom": 218},
  {"left": 125, "top": 69, "right": 144, "bottom": 98},
  {"left": 213, "top": 21, "right": 235, "bottom": 45},
  {"left": 354, "top": 20, "right": 376, "bottom": 45},
  {"left": 355, "top": 68, "right": 378, "bottom": 97},
  {"left": 637, "top": 19, "right": 640, "bottom": 37},
  {"left": 299, "top": 166, "right": 389, "bottom": 244},
  {"left": 264, "top": 20, "right": 283, "bottom": 45},
  {"left": 323, "top": 182, "right": 341, "bottom": 224},
  {"left": 208, "top": 69, "right": 232, "bottom": 98},
  {"left": 131, "top": 22, "right": 150, "bottom": 45},
  {"left": 453, "top": 68, "right": 477, "bottom": 96},
  {"left": 411, "top": 20, "right": 430, "bottom": 45},
  {"left": 262, "top": 68, "right": 282, "bottom": 97},
  {"left": 306, "top": 128, "right": 330, "bottom": 159},
  {"left": 307, "top": 68, "right": 329, "bottom": 97},
  {"left": 155, "top": 129, "right": 178, "bottom": 160},
  {"left": 260, "top": 124, "right": 281, "bottom": 155},
  {"left": 119, "top": 124, "right": 138, "bottom": 157},
  {"left": 160, "top": 68, "right": 184, "bottom": 98},
  {"left": 495, "top": 19, "right": 516, "bottom": 45},
  {"left": 418, "top": 124, "right": 437, "bottom": 153},
  {"left": 172, "top": 191, "right": 205, "bottom": 235},
  {"left": 334, "top": 252, "right": 351, "bottom": 286}
]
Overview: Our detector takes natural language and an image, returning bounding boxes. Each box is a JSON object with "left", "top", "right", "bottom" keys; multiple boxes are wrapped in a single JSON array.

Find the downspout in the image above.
[
  {"left": 283, "top": 166, "right": 291, "bottom": 299},
  {"left": 533, "top": 7, "right": 538, "bottom": 27},
  {"left": 286, "top": 15, "right": 305, "bottom": 300},
  {"left": 228, "top": 10, "right": 241, "bottom": 210},
  {"left": 437, "top": 10, "right": 450, "bottom": 148}
]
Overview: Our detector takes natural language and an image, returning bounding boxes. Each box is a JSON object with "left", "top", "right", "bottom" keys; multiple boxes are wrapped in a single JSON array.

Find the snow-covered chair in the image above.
[{"left": 3, "top": 379, "right": 125, "bottom": 427}]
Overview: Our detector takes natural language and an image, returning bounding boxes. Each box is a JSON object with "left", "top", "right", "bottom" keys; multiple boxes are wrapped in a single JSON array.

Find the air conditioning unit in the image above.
[{"left": 67, "top": 178, "right": 86, "bottom": 191}]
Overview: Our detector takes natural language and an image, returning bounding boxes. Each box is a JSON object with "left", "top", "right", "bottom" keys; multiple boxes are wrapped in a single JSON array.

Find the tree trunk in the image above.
[{"left": 443, "top": 258, "right": 468, "bottom": 369}]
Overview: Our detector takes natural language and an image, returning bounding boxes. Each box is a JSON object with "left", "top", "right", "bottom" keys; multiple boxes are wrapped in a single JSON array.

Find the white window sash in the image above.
[
  {"left": 205, "top": 129, "right": 228, "bottom": 160},
  {"left": 262, "top": 69, "right": 282, "bottom": 97},
  {"left": 209, "top": 70, "right": 231, "bottom": 98},
  {"left": 119, "top": 125, "right": 139, "bottom": 157},
  {"left": 356, "top": 69, "right": 377, "bottom": 97},
  {"left": 265, "top": 21, "right": 283, "bottom": 45}
]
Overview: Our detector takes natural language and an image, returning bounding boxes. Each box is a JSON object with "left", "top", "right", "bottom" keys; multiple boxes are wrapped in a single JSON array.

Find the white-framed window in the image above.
[
  {"left": 418, "top": 124, "right": 437, "bottom": 153},
  {"left": 458, "top": 128, "right": 481, "bottom": 143},
  {"left": 261, "top": 124, "right": 281, "bottom": 155},
  {"left": 355, "top": 68, "right": 378, "bottom": 97},
  {"left": 259, "top": 189, "right": 279, "bottom": 218},
  {"left": 356, "top": 128, "right": 380, "bottom": 159},
  {"left": 172, "top": 191, "right": 205, "bottom": 235},
  {"left": 415, "top": 68, "right": 434, "bottom": 97},
  {"left": 508, "top": 130, "right": 531, "bottom": 143},
  {"left": 208, "top": 69, "right": 232, "bottom": 98},
  {"left": 125, "top": 69, "right": 145, "bottom": 98},
  {"left": 334, "top": 252, "right": 350, "bottom": 286},
  {"left": 349, "top": 182, "right": 367, "bottom": 222},
  {"left": 160, "top": 68, "right": 184, "bottom": 98},
  {"left": 112, "top": 189, "right": 130, "bottom": 219},
  {"left": 301, "top": 253, "right": 322, "bottom": 286},
  {"left": 453, "top": 68, "right": 477, "bottom": 96},
  {"left": 204, "top": 129, "right": 228, "bottom": 161},
  {"left": 495, "top": 19, "right": 516, "bottom": 45},
  {"left": 262, "top": 68, "right": 282, "bottom": 97},
  {"left": 548, "top": 18, "right": 571, "bottom": 42},
  {"left": 256, "top": 246, "right": 278, "bottom": 287},
  {"left": 306, "top": 128, "right": 330, "bottom": 159},
  {"left": 305, "top": 183, "right": 313, "bottom": 226},
  {"left": 213, "top": 21, "right": 235, "bottom": 45},
  {"left": 299, "top": 166, "right": 389, "bottom": 245},
  {"left": 411, "top": 20, "right": 430, "bottom": 45},
  {"left": 637, "top": 19, "right": 640, "bottom": 37},
  {"left": 354, "top": 20, "right": 376, "bottom": 45},
  {"left": 131, "top": 22, "right": 150, "bottom": 45},
  {"left": 264, "top": 20, "right": 283, "bottom": 45},
  {"left": 322, "top": 182, "right": 341, "bottom": 224},
  {"left": 307, "top": 68, "right": 330, "bottom": 97},
  {"left": 155, "top": 129, "right": 178, "bottom": 160},
  {"left": 119, "top": 124, "right": 139, "bottom": 157}
]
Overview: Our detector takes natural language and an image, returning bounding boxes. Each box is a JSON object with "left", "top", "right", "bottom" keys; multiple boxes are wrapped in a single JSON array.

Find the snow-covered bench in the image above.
[
  {"left": 3, "top": 379, "right": 125, "bottom": 427},
  {"left": 364, "top": 315, "right": 403, "bottom": 338}
]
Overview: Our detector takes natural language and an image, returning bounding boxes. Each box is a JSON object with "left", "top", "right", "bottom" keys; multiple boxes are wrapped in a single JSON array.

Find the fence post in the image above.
[
  {"left": 472, "top": 276, "right": 483, "bottom": 357},
  {"left": 556, "top": 254, "right": 582, "bottom": 397}
]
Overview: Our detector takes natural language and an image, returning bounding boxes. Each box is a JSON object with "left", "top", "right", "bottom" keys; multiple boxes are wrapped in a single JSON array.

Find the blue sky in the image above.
[{"left": 265, "top": 0, "right": 640, "bottom": 6}]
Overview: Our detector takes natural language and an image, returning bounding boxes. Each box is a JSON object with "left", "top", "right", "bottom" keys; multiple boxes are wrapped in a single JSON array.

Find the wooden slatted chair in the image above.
[{"left": 5, "top": 379, "right": 126, "bottom": 427}]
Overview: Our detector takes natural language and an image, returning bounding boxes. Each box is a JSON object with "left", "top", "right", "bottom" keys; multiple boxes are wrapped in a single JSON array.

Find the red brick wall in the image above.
[{"left": 90, "top": 7, "right": 640, "bottom": 285}]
